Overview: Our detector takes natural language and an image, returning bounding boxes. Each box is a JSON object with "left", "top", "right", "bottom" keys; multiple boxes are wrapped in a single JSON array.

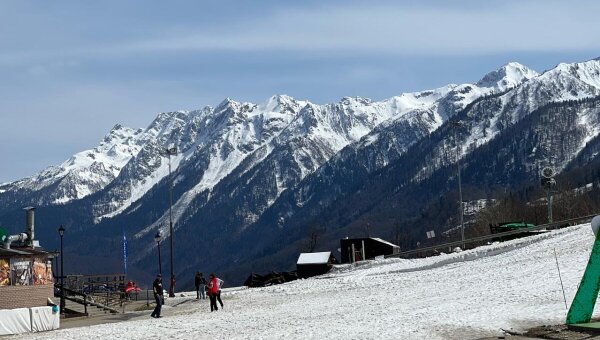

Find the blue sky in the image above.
[{"left": 1, "top": 0, "right": 599, "bottom": 182}]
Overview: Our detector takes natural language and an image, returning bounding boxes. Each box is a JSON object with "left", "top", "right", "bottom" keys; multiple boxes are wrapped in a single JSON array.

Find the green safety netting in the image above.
[{"left": 566, "top": 217, "right": 600, "bottom": 325}]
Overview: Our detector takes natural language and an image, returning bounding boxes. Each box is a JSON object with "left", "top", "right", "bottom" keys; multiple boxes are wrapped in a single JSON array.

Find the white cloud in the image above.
[
  {"left": 127, "top": 2, "right": 600, "bottom": 55},
  {"left": 1, "top": 0, "right": 599, "bottom": 182},
  {"left": 2, "top": 1, "right": 599, "bottom": 65}
]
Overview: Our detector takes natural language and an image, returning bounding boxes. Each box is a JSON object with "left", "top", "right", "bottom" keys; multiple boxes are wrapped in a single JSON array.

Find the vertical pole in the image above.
[
  {"left": 351, "top": 244, "right": 356, "bottom": 264},
  {"left": 553, "top": 248, "right": 568, "bottom": 311},
  {"left": 361, "top": 240, "right": 366, "bottom": 261},
  {"left": 168, "top": 152, "right": 175, "bottom": 297},
  {"left": 157, "top": 241, "right": 162, "bottom": 275},
  {"left": 60, "top": 234, "right": 65, "bottom": 314},
  {"left": 547, "top": 187, "right": 553, "bottom": 223},
  {"left": 453, "top": 123, "right": 465, "bottom": 249}
]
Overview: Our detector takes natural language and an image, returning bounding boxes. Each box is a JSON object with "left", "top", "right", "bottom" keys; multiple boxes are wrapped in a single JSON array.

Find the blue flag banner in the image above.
[{"left": 123, "top": 231, "right": 128, "bottom": 276}]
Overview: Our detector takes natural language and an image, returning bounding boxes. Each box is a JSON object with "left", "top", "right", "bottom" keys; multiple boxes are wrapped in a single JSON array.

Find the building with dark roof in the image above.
[
  {"left": 340, "top": 237, "right": 400, "bottom": 263},
  {"left": 296, "top": 252, "right": 336, "bottom": 278}
]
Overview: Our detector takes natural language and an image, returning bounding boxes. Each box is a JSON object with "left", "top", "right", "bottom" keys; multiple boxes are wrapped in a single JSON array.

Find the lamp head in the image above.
[
  {"left": 154, "top": 231, "right": 162, "bottom": 242},
  {"left": 541, "top": 167, "right": 555, "bottom": 179},
  {"left": 592, "top": 215, "right": 600, "bottom": 237},
  {"left": 58, "top": 225, "right": 65, "bottom": 237}
]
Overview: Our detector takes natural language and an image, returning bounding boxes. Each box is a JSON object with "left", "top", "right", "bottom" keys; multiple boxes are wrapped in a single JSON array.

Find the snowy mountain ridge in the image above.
[
  {"left": 401, "top": 58, "right": 600, "bottom": 184},
  {"left": 0, "top": 61, "right": 535, "bottom": 217},
  {"left": 119, "top": 62, "right": 537, "bottom": 235},
  {"left": 243, "top": 58, "right": 600, "bottom": 248},
  {"left": 464, "top": 58, "right": 600, "bottom": 160},
  {"left": 1, "top": 125, "right": 146, "bottom": 204},
  {"left": 476, "top": 61, "right": 539, "bottom": 90}
]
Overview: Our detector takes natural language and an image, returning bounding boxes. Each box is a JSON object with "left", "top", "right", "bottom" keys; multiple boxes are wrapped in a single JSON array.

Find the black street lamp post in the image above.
[
  {"left": 155, "top": 231, "right": 162, "bottom": 275},
  {"left": 165, "top": 146, "right": 177, "bottom": 297},
  {"left": 451, "top": 121, "right": 465, "bottom": 249},
  {"left": 58, "top": 225, "right": 65, "bottom": 314}
]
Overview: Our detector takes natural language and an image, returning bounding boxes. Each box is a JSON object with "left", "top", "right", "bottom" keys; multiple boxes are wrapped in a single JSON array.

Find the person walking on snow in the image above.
[
  {"left": 150, "top": 274, "right": 164, "bottom": 318},
  {"left": 207, "top": 273, "right": 219, "bottom": 312},
  {"left": 195, "top": 271, "right": 207, "bottom": 300},
  {"left": 216, "top": 276, "right": 224, "bottom": 308}
]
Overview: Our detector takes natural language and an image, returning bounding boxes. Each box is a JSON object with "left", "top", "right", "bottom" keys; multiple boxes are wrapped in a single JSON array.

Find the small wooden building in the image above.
[
  {"left": 340, "top": 237, "right": 400, "bottom": 263},
  {"left": 296, "top": 252, "right": 335, "bottom": 278},
  {"left": 0, "top": 247, "right": 56, "bottom": 309},
  {"left": 0, "top": 207, "right": 56, "bottom": 310}
]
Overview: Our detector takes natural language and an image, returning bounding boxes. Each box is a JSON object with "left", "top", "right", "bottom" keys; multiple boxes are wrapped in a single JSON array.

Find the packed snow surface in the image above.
[{"left": 16, "top": 223, "right": 600, "bottom": 340}]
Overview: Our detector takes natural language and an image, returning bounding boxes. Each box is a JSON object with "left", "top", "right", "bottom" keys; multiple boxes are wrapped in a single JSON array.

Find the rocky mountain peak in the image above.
[{"left": 476, "top": 62, "right": 539, "bottom": 91}]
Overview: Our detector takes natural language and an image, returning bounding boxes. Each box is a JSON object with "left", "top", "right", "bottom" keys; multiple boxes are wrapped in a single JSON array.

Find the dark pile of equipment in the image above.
[{"left": 244, "top": 271, "right": 298, "bottom": 288}]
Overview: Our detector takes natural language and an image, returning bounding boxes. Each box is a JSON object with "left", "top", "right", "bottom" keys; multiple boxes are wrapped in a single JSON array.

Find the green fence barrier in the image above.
[{"left": 566, "top": 216, "right": 600, "bottom": 325}]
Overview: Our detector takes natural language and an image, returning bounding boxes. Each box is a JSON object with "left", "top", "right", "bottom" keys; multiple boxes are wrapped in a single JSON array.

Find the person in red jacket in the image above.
[{"left": 207, "top": 273, "right": 219, "bottom": 312}]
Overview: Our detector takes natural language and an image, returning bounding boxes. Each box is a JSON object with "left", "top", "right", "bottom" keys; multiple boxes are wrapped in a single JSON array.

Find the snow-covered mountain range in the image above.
[
  {"left": 0, "top": 62, "right": 538, "bottom": 212},
  {"left": 0, "top": 125, "right": 145, "bottom": 205},
  {"left": 1, "top": 58, "right": 600, "bottom": 286},
  {"left": 254, "top": 59, "right": 600, "bottom": 241}
]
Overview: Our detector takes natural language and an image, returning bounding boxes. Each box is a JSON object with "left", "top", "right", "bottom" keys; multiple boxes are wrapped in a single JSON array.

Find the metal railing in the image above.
[
  {"left": 56, "top": 283, "right": 126, "bottom": 314},
  {"left": 386, "top": 214, "right": 597, "bottom": 259},
  {"left": 66, "top": 274, "right": 126, "bottom": 294},
  {"left": 55, "top": 284, "right": 88, "bottom": 316},
  {"left": 88, "top": 290, "right": 123, "bottom": 308}
]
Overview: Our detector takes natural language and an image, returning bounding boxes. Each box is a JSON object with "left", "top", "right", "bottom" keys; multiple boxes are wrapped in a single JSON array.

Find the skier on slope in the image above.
[
  {"left": 195, "top": 271, "right": 207, "bottom": 300},
  {"left": 207, "top": 273, "right": 220, "bottom": 311}
]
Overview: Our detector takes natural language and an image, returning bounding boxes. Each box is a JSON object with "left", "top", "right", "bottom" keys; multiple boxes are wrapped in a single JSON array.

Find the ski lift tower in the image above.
[{"left": 540, "top": 167, "right": 556, "bottom": 223}]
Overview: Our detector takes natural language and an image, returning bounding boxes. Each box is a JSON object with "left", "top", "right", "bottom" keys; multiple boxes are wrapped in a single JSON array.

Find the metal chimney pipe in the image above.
[
  {"left": 24, "top": 206, "right": 35, "bottom": 247},
  {"left": 4, "top": 233, "right": 27, "bottom": 249}
]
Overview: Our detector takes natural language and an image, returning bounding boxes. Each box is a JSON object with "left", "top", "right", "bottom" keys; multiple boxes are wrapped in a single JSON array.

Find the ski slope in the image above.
[{"left": 17, "top": 223, "right": 599, "bottom": 340}]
